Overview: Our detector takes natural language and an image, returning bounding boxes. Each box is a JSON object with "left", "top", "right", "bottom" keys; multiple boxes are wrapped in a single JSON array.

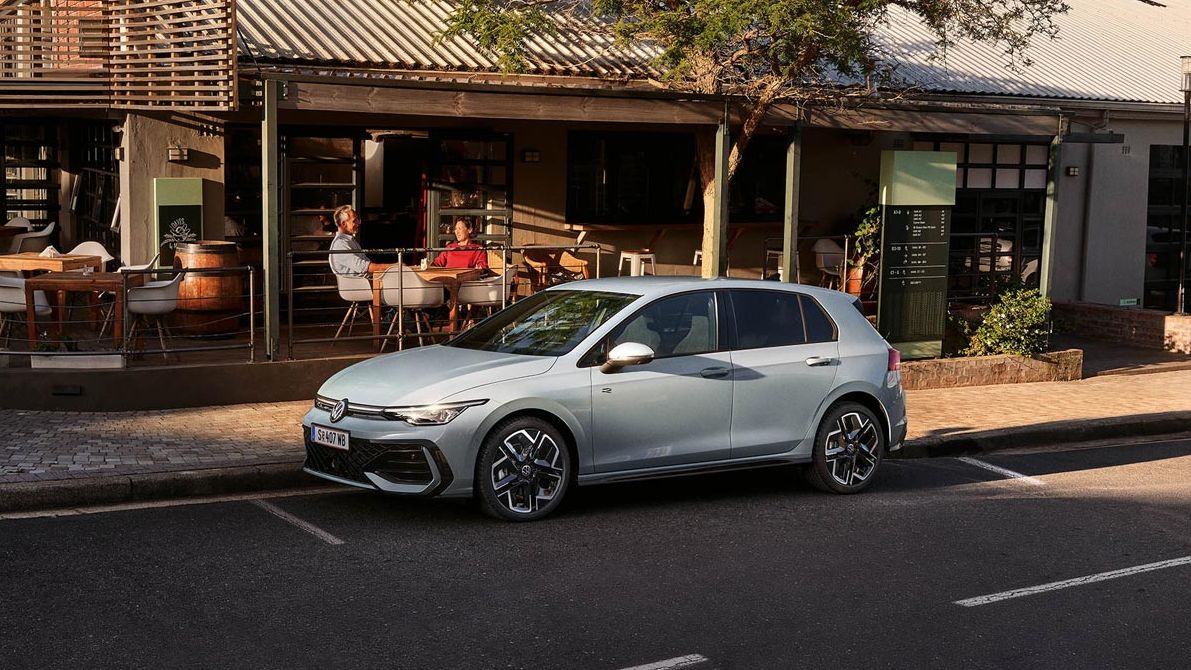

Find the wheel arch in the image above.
[
  {"left": 473, "top": 400, "right": 587, "bottom": 478},
  {"left": 809, "top": 384, "right": 892, "bottom": 450}
]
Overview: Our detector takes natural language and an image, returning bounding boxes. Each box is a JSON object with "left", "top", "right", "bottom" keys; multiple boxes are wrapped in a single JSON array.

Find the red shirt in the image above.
[{"left": 432, "top": 242, "right": 488, "bottom": 269}]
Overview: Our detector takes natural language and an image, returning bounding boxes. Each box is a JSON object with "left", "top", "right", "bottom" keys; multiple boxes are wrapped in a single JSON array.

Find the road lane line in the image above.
[
  {"left": 957, "top": 457, "right": 1046, "bottom": 486},
  {"left": 0, "top": 487, "right": 353, "bottom": 520},
  {"left": 251, "top": 499, "right": 345, "bottom": 546},
  {"left": 619, "top": 654, "right": 710, "bottom": 670},
  {"left": 955, "top": 555, "right": 1191, "bottom": 607}
]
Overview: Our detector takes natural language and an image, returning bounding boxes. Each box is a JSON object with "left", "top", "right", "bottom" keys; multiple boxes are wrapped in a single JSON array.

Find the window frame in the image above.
[
  {"left": 579, "top": 289, "right": 730, "bottom": 367},
  {"left": 724, "top": 288, "right": 839, "bottom": 352}
]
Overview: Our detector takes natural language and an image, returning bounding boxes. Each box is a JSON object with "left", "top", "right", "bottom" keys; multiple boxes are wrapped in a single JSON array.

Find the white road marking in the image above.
[
  {"left": 955, "top": 555, "right": 1191, "bottom": 607},
  {"left": 251, "top": 499, "right": 345, "bottom": 546},
  {"left": 0, "top": 486, "right": 352, "bottom": 520},
  {"left": 619, "top": 654, "right": 710, "bottom": 670},
  {"left": 957, "top": 456, "right": 1046, "bottom": 486}
]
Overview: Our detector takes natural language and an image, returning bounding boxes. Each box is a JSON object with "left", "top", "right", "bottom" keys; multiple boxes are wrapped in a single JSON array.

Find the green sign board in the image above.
[
  {"left": 876, "top": 151, "right": 958, "bottom": 360},
  {"left": 153, "top": 178, "right": 204, "bottom": 265}
]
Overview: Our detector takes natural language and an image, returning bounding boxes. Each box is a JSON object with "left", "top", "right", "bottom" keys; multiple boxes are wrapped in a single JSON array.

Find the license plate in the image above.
[{"left": 310, "top": 424, "right": 349, "bottom": 451}]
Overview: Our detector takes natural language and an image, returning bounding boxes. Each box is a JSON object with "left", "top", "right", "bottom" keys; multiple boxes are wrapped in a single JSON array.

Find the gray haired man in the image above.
[{"left": 329, "top": 205, "right": 393, "bottom": 277}]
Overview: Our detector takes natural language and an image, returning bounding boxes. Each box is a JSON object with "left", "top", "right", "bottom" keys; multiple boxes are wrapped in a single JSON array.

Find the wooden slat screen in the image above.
[{"left": 0, "top": 0, "right": 237, "bottom": 110}]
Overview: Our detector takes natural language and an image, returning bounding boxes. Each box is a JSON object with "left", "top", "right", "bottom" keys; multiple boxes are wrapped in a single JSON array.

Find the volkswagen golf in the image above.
[{"left": 302, "top": 277, "right": 908, "bottom": 521}]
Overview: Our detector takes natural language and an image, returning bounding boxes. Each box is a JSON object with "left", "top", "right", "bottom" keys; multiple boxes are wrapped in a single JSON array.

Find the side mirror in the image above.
[{"left": 601, "top": 342, "right": 655, "bottom": 373}]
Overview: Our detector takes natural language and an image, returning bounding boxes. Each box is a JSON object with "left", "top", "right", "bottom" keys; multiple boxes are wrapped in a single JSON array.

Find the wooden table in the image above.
[
  {"left": 370, "top": 267, "right": 485, "bottom": 342},
  {"left": 23, "top": 271, "right": 144, "bottom": 349},
  {"left": 0, "top": 252, "right": 103, "bottom": 276}
]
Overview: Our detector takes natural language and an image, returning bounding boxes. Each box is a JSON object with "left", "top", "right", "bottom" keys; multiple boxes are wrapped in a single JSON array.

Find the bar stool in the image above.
[{"left": 618, "top": 250, "right": 657, "bottom": 276}]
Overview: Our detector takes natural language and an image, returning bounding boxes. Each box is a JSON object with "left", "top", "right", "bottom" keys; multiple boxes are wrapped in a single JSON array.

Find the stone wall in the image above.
[
  {"left": 901, "top": 349, "right": 1083, "bottom": 390},
  {"left": 1052, "top": 302, "right": 1191, "bottom": 353}
]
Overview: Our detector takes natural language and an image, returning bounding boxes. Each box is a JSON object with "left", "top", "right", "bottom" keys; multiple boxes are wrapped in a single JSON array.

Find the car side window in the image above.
[
  {"left": 730, "top": 290, "right": 807, "bottom": 350},
  {"left": 606, "top": 292, "right": 719, "bottom": 359},
  {"left": 800, "top": 294, "right": 838, "bottom": 343}
]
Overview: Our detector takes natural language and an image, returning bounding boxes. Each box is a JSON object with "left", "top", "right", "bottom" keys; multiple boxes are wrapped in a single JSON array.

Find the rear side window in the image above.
[
  {"left": 730, "top": 290, "right": 806, "bottom": 349},
  {"left": 800, "top": 295, "right": 838, "bottom": 343}
]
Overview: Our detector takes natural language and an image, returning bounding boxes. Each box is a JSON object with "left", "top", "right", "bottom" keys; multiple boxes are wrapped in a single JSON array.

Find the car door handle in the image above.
[
  {"left": 805, "top": 356, "right": 837, "bottom": 367},
  {"left": 700, "top": 366, "right": 731, "bottom": 379}
]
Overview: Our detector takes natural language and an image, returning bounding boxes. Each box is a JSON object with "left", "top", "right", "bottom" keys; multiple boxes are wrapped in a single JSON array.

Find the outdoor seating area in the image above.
[{"left": 0, "top": 224, "right": 256, "bottom": 369}]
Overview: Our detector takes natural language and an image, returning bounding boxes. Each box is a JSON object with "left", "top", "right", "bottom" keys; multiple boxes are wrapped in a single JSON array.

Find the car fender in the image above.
[
  {"left": 469, "top": 396, "right": 593, "bottom": 476},
  {"left": 796, "top": 379, "right": 892, "bottom": 448}
]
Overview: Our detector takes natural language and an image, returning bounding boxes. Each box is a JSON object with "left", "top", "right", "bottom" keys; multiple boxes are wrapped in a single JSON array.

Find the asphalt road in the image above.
[{"left": 3, "top": 436, "right": 1191, "bottom": 669}]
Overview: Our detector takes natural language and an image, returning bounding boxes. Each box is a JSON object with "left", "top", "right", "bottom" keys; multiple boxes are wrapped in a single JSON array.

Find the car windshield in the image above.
[{"left": 447, "top": 290, "right": 638, "bottom": 357}]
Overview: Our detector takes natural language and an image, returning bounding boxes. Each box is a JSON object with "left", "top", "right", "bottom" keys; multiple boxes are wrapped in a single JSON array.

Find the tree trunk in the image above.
[{"left": 695, "top": 85, "right": 783, "bottom": 278}]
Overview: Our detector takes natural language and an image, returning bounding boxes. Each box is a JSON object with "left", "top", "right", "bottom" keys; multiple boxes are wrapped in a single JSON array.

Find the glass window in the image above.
[
  {"left": 800, "top": 295, "right": 837, "bottom": 343},
  {"left": 1025, "top": 145, "right": 1050, "bottom": 166},
  {"left": 1024, "top": 169, "right": 1048, "bottom": 189},
  {"left": 731, "top": 290, "right": 807, "bottom": 349},
  {"left": 995, "top": 168, "right": 1020, "bottom": 189},
  {"left": 566, "top": 131, "right": 699, "bottom": 224},
  {"left": 607, "top": 291, "right": 718, "bottom": 358},
  {"left": 967, "top": 168, "right": 993, "bottom": 188},
  {"left": 449, "top": 290, "right": 638, "bottom": 357},
  {"left": 996, "top": 145, "right": 1022, "bottom": 165},
  {"left": 968, "top": 144, "right": 994, "bottom": 164}
]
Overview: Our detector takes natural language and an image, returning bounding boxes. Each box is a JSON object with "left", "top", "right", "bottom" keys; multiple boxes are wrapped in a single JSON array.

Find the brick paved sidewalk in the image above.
[{"left": 4, "top": 369, "right": 1191, "bottom": 485}]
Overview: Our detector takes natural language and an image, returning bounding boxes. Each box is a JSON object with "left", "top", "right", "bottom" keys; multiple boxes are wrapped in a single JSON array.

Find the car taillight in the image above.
[{"left": 887, "top": 348, "right": 901, "bottom": 371}]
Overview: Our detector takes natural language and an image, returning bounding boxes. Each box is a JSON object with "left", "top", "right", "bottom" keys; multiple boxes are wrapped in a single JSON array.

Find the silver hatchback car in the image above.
[{"left": 303, "top": 277, "right": 908, "bottom": 521}]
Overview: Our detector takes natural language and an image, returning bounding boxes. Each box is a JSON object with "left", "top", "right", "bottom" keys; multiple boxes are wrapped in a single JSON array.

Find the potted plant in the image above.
[{"left": 847, "top": 205, "right": 881, "bottom": 296}]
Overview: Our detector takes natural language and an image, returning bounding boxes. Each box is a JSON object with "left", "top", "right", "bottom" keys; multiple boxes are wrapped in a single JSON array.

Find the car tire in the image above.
[
  {"left": 805, "top": 401, "right": 885, "bottom": 494},
  {"left": 476, "top": 416, "right": 572, "bottom": 522}
]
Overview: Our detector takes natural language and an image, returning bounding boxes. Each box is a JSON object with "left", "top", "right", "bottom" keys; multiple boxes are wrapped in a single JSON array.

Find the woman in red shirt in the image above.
[{"left": 433, "top": 218, "right": 488, "bottom": 269}]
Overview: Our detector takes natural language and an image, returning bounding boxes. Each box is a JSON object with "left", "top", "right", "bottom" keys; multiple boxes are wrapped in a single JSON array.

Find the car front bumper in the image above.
[{"left": 301, "top": 406, "right": 482, "bottom": 497}]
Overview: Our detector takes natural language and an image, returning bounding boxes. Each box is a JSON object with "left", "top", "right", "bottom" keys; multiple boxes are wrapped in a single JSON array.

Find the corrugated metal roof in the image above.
[
  {"left": 237, "top": 0, "right": 1190, "bottom": 105},
  {"left": 236, "top": 0, "right": 659, "bottom": 79},
  {"left": 878, "top": 0, "right": 1191, "bottom": 104}
]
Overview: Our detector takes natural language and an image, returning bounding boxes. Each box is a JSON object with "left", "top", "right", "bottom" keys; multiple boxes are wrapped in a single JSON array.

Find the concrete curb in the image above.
[
  {"left": 894, "top": 414, "right": 1191, "bottom": 459},
  {"left": 4, "top": 413, "right": 1191, "bottom": 513},
  {"left": 0, "top": 461, "right": 311, "bottom": 514}
]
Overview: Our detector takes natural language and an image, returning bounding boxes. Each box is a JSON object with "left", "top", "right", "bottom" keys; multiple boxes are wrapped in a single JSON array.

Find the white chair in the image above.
[
  {"left": 332, "top": 273, "right": 375, "bottom": 341},
  {"left": 379, "top": 266, "right": 444, "bottom": 351},
  {"left": 125, "top": 271, "right": 183, "bottom": 360},
  {"left": 458, "top": 268, "right": 518, "bottom": 321},
  {"left": 812, "top": 238, "right": 845, "bottom": 289},
  {"left": 67, "top": 241, "right": 116, "bottom": 271},
  {"left": 0, "top": 276, "right": 51, "bottom": 346},
  {"left": 618, "top": 250, "right": 657, "bottom": 276},
  {"left": 8, "top": 221, "right": 55, "bottom": 254},
  {"left": 4, "top": 217, "right": 33, "bottom": 230},
  {"left": 98, "top": 257, "right": 159, "bottom": 337}
]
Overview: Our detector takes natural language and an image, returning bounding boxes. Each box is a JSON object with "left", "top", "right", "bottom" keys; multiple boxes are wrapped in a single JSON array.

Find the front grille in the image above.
[
  {"left": 313, "top": 396, "right": 388, "bottom": 420},
  {"left": 304, "top": 438, "right": 433, "bottom": 486}
]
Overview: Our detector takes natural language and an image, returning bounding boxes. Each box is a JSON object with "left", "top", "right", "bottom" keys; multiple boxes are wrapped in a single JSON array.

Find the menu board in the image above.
[{"left": 877, "top": 206, "right": 951, "bottom": 357}]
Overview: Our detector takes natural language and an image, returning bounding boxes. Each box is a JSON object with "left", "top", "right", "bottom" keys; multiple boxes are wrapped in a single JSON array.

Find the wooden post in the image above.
[
  {"left": 1039, "top": 135, "right": 1062, "bottom": 299},
  {"left": 782, "top": 125, "right": 802, "bottom": 283},
  {"left": 703, "top": 113, "right": 730, "bottom": 278},
  {"left": 261, "top": 79, "right": 281, "bottom": 360}
]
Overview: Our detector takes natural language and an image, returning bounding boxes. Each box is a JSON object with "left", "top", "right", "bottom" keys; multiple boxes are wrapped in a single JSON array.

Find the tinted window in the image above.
[
  {"left": 449, "top": 290, "right": 637, "bottom": 356},
  {"left": 800, "top": 295, "right": 837, "bottom": 343},
  {"left": 731, "top": 290, "right": 805, "bottom": 349},
  {"left": 606, "top": 292, "right": 718, "bottom": 358}
]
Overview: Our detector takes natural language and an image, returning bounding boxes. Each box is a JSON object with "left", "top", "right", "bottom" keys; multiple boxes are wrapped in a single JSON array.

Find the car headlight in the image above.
[{"left": 382, "top": 399, "right": 488, "bottom": 425}]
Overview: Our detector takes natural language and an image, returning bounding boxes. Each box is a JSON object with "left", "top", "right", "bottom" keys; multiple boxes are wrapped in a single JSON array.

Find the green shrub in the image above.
[{"left": 963, "top": 288, "right": 1052, "bottom": 357}]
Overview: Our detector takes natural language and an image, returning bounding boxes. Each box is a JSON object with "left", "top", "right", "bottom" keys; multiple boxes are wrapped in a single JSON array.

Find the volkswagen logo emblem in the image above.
[{"left": 330, "top": 398, "right": 348, "bottom": 423}]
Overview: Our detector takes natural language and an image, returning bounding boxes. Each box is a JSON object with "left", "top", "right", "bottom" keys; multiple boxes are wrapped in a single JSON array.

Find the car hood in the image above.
[{"left": 317, "top": 345, "right": 556, "bottom": 407}]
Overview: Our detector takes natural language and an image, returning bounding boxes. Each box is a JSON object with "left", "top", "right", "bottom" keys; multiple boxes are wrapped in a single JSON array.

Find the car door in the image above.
[
  {"left": 727, "top": 289, "right": 840, "bottom": 458},
  {"left": 589, "top": 290, "right": 733, "bottom": 472}
]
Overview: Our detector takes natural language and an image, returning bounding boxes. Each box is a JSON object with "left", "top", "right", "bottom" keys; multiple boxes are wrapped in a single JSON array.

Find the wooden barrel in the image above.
[{"left": 172, "top": 240, "right": 243, "bottom": 336}]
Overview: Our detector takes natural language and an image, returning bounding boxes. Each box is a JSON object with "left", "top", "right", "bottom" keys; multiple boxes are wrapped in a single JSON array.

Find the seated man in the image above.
[
  {"left": 432, "top": 218, "right": 488, "bottom": 270},
  {"left": 328, "top": 205, "right": 393, "bottom": 277}
]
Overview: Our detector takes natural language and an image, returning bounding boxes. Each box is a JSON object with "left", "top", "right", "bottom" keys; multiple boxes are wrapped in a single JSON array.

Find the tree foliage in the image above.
[{"left": 963, "top": 287, "right": 1053, "bottom": 357}]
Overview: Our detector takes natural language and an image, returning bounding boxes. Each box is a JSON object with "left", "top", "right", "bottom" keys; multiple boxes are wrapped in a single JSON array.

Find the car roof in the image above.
[{"left": 547, "top": 275, "right": 855, "bottom": 305}]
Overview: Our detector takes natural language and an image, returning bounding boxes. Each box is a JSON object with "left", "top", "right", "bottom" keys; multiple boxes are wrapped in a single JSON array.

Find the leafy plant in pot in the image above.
[{"left": 847, "top": 206, "right": 881, "bottom": 297}]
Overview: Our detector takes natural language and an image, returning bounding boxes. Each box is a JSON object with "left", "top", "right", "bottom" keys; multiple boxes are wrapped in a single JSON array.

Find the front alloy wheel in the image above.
[
  {"left": 805, "top": 401, "right": 885, "bottom": 494},
  {"left": 477, "top": 417, "right": 571, "bottom": 521}
]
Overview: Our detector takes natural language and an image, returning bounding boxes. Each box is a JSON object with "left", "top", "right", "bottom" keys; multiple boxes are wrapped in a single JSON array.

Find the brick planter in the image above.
[
  {"left": 1053, "top": 302, "right": 1191, "bottom": 353},
  {"left": 901, "top": 349, "right": 1083, "bottom": 390}
]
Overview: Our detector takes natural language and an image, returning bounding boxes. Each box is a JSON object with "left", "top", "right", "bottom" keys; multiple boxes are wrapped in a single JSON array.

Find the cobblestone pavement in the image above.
[{"left": 3, "top": 369, "right": 1191, "bottom": 484}]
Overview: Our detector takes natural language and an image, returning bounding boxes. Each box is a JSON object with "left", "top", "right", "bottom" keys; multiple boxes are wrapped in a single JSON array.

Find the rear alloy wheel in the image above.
[
  {"left": 805, "top": 402, "right": 885, "bottom": 494},
  {"left": 477, "top": 417, "right": 572, "bottom": 521}
]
